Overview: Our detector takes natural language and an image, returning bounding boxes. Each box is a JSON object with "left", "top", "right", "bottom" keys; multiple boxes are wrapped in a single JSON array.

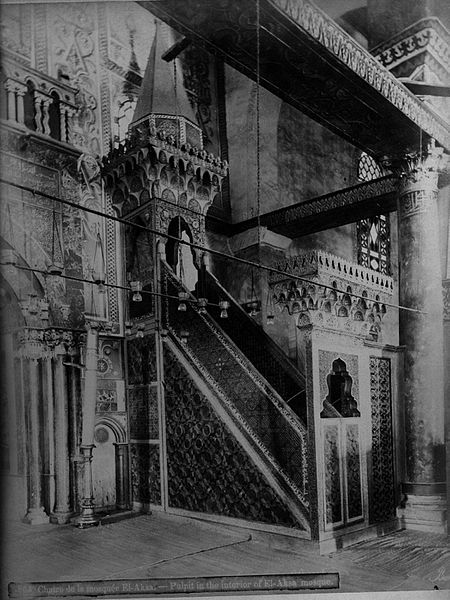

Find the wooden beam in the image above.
[{"left": 233, "top": 176, "right": 398, "bottom": 238}]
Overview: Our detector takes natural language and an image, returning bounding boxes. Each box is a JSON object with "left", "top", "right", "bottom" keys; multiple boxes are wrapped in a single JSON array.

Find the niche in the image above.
[{"left": 320, "top": 358, "right": 360, "bottom": 418}]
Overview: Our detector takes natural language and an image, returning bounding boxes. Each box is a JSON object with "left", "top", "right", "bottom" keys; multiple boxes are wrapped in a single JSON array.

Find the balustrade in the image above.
[{"left": 1, "top": 56, "right": 78, "bottom": 145}]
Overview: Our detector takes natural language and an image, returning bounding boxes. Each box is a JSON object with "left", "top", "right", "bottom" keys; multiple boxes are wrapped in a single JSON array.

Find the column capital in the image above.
[
  {"left": 394, "top": 140, "right": 447, "bottom": 196},
  {"left": 17, "top": 328, "right": 45, "bottom": 359}
]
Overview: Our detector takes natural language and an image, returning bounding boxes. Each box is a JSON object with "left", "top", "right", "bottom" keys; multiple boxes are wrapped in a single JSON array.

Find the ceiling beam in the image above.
[{"left": 232, "top": 176, "right": 398, "bottom": 238}]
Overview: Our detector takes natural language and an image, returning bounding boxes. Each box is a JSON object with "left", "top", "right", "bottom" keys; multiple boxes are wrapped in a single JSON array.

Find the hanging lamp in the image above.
[
  {"left": 265, "top": 287, "right": 275, "bottom": 325},
  {"left": 130, "top": 280, "right": 143, "bottom": 302},
  {"left": 177, "top": 291, "right": 189, "bottom": 311},
  {"left": 243, "top": 268, "right": 261, "bottom": 316},
  {"left": 196, "top": 251, "right": 209, "bottom": 314},
  {"left": 219, "top": 300, "right": 229, "bottom": 319}
]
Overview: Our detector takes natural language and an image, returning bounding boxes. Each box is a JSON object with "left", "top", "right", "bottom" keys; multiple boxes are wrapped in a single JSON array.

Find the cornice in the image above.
[{"left": 270, "top": 0, "right": 450, "bottom": 150}]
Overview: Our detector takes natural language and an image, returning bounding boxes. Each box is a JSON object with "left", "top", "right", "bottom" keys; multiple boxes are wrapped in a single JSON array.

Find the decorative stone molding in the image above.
[
  {"left": 270, "top": 251, "right": 394, "bottom": 296},
  {"left": 373, "top": 17, "right": 450, "bottom": 83},
  {"left": 102, "top": 114, "right": 228, "bottom": 180},
  {"left": 271, "top": 0, "right": 450, "bottom": 150},
  {"left": 269, "top": 251, "right": 391, "bottom": 340},
  {"left": 131, "top": 113, "right": 204, "bottom": 151}
]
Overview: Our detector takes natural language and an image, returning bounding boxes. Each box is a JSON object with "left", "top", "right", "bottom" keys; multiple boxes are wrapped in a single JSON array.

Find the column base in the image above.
[
  {"left": 23, "top": 507, "right": 49, "bottom": 525},
  {"left": 74, "top": 498, "right": 100, "bottom": 528},
  {"left": 397, "top": 494, "right": 446, "bottom": 534},
  {"left": 50, "top": 510, "right": 74, "bottom": 525}
]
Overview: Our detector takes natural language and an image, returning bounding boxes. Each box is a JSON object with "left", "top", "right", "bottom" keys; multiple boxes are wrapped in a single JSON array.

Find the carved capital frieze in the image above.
[
  {"left": 398, "top": 188, "right": 438, "bottom": 219},
  {"left": 17, "top": 327, "right": 81, "bottom": 359}
]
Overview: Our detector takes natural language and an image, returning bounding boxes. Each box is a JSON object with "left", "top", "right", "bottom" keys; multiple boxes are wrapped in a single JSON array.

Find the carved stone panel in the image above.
[
  {"left": 323, "top": 423, "right": 343, "bottom": 527},
  {"left": 345, "top": 422, "right": 363, "bottom": 522}
]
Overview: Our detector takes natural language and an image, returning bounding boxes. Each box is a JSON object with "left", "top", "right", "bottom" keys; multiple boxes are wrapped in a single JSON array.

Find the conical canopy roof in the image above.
[{"left": 132, "top": 19, "right": 198, "bottom": 125}]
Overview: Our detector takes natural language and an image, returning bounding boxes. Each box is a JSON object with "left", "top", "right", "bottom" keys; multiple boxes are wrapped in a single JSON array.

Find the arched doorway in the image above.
[
  {"left": 92, "top": 418, "right": 129, "bottom": 513},
  {"left": 165, "top": 217, "right": 198, "bottom": 291}
]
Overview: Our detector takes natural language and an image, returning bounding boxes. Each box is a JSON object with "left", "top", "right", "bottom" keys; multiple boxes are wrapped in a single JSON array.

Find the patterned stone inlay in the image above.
[{"left": 369, "top": 357, "right": 395, "bottom": 524}]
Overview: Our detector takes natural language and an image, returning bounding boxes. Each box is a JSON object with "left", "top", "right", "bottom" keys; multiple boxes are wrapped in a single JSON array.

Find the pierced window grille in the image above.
[
  {"left": 357, "top": 152, "right": 383, "bottom": 182},
  {"left": 356, "top": 153, "right": 390, "bottom": 274}
]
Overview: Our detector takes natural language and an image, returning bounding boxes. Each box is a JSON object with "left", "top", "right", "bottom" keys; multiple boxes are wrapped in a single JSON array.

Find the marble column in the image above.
[
  {"left": 50, "top": 353, "right": 72, "bottom": 524},
  {"left": 397, "top": 141, "right": 446, "bottom": 532},
  {"left": 23, "top": 358, "right": 49, "bottom": 525},
  {"left": 114, "top": 443, "right": 130, "bottom": 510},
  {"left": 75, "top": 324, "right": 100, "bottom": 527}
]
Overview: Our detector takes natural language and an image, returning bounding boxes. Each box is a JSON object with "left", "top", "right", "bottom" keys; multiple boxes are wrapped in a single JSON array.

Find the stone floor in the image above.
[{"left": 2, "top": 511, "right": 450, "bottom": 598}]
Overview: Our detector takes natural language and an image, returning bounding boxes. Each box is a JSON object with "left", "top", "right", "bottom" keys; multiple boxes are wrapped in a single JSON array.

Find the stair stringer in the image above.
[{"left": 164, "top": 334, "right": 311, "bottom": 536}]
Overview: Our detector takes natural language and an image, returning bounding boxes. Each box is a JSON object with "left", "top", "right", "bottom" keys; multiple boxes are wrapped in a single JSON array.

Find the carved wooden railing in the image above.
[
  {"left": 202, "top": 270, "right": 307, "bottom": 423},
  {"left": 161, "top": 260, "right": 309, "bottom": 518}
]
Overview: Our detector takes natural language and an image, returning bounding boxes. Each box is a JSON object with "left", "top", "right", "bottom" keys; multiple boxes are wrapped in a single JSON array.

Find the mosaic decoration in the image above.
[
  {"left": 345, "top": 423, "right": 363, "bottom": 521},
  {"left": 126, "top": 334, "right": 157, "bottom": 385},
  {"left": 323, "top": 423, "right": 342, "bottom": 526},
  {"left": 369, "top": 357, "right": 395, "bottom": 524},
  {"left": 96, "top": 384, "right": 118, "bottom": 413},
  {"left": 164, "top": 346, "right": 303, "bottom": 528}
]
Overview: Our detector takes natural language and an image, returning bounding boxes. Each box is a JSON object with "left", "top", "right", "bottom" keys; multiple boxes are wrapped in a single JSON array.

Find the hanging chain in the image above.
[
  {"left": 256, "top": 0, "right": 261, "bottom": 249},
  {"left": 173, "top": 58, "right": 186, "bottom": 286}
]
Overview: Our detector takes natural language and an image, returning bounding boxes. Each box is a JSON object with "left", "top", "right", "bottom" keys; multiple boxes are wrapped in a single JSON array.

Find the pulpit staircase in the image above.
[{"left": 160, "top": 260, "right": 311, "bottom": 533}]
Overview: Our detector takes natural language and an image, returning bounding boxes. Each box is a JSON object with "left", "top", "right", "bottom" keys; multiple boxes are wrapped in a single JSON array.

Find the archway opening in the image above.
[{"left": 166, "top": 217, "right": 198, "bottom": 292}]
